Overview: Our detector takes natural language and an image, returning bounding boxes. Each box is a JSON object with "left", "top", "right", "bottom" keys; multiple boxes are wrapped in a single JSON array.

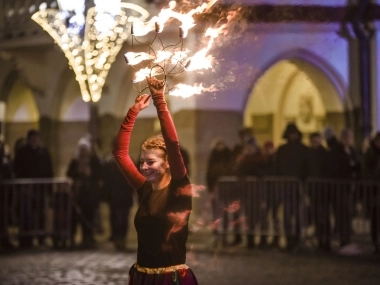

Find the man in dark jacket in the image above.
[
  {"left": 274, "top": 123, "right": 309, "bottom": 249},
  {"left": 13, "top": 130, "right": 53, "bottom": 179},
  {"left": 103, "top": 139, "right": 134, "bottom": 250},
  {"left": 13, "top": 129, "right": 53, "bottom": 248},
  {"left": 325, "top": 128, "right": 361, "bottom": 248},
  {"left": 275, "top": 123, "right": 309, "bottom": 179},
  {"left": 307, "top": 132, "right": 330, "bottom": 250}
]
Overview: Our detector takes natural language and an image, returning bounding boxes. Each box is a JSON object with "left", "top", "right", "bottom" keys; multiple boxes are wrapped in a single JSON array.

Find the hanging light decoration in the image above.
[{"left": 32, "top": 0, "right": 149, "bottom": 102}]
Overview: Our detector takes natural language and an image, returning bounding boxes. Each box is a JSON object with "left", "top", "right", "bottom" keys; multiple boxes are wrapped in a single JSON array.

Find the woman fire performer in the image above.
[{"left": 113, "top": 77, "right": 199, "bottom": 285}]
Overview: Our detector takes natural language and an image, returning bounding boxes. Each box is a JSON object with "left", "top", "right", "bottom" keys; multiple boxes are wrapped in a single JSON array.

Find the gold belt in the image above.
[{"left": 134, "top": 263, "right": 189, "bottom": 274}]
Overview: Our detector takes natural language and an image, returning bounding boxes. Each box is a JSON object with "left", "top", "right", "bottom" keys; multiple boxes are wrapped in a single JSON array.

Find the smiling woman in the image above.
[
  {"left": 113, "top": 77, "right": 198, "bottom": 285},
  {"left": 140, "top": 136, "right": 170, "bottom": 184}
]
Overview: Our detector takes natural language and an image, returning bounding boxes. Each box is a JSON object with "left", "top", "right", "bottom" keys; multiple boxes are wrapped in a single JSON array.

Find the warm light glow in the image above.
[
  {"left": 94, "top": 0, "right": 121, "bottom": 15},
  {"left": 133, "top": 67, "right": 156, "bottom": 83},
  {"left": 124, "top": 52, "right": 152, "bottom": 65},
  {"left": 32, "top": 3, "right": 149, "bottom": 102},
  {"left": 166, "top": 210, "right": 191, "bottom": 241},
  {"left": 126, "top": 0, "right": 239, "bottom": 98},
  {"left": 169, "top": 83, "right": 217, "bottom": 98},
  {"left": 94, "top": 0, "right": 121, "bottom": 32},
  {"left": 132, "top": 0, "right": 216, "bottom": 37},
  {"left": 57, "top": 0, "right": 81, "bottom": 12}
]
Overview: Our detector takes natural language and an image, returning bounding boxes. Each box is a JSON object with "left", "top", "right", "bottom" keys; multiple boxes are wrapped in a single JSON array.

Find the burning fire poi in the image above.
[{"left": 124, "top": 0, "right": 240, "bottom": 98}]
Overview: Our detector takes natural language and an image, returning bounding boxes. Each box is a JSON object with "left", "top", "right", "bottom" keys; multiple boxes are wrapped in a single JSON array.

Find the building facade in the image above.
[{"left": 0, "top": 0, "right": 379, "bottom": 186}]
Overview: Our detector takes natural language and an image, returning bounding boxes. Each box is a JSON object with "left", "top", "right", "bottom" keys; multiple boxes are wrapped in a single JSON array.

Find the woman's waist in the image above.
[{"left": 133, "top": 262, "right": 188, "bottom": 274}]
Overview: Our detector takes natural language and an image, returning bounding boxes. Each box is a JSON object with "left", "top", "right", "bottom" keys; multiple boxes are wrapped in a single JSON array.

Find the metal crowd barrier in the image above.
[
  {"left": 0, "top": 178, "right": 73, "bottom": 246},
  {"left": 215, "top": 176, "right": 302, "bottom": 237},
  {"left": 305, "top": 178, "right": 380, "bottom": 248},
  {"left": 215, "top": 176, "right": 380, "bottom": 249}
]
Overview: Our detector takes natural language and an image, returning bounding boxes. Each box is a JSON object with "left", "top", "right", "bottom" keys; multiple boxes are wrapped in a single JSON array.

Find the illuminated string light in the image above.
[{"left": 32, "top": 1, "right": 149, "bottom": 102}]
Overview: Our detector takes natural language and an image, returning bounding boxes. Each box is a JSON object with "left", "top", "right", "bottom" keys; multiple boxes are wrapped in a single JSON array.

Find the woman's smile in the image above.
[{"left": 140, "top": 149, "right": 169, "bottom": 183}]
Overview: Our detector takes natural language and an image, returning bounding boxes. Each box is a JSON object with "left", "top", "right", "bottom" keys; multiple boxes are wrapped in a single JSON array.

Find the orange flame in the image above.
[
  {"left": 132, "top": 0, "right": 217, "bottom": 37},
  {"left": 169, "top": 83, "right": 217, "bottom": 98},
  {"left": 169, "top": 8, "right": 241, "bottom": 97},
  {"left": 176, "top": 184, "right": 206, "bottom": 198},
  {"left": 212, "top": 218, "right": 221, "bottom": 230},
  {"left": 127, "top": 1, "right": 240, "bottom": 97},
  {"left": 166, "top": 210, "right": 191, "bottom": 241},
  {"left": 124, "top": 52, "right": 152, "bottom": 65},
  {"left": 224, "top": 200, "right": 241, "bottom": 213}
]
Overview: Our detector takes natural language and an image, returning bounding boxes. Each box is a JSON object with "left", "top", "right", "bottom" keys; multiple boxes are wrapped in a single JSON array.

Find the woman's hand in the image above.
[
  {"left": 132, "top": 94, "right": 150, "bottom": 112},
  {"left": 146, "top": 76, "right": 165, "bottom": 98}
]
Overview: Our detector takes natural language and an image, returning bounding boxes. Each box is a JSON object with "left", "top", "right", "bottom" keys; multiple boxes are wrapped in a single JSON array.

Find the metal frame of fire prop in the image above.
[{"left": 123, "top": 0, "right": 238, "bottom": 99}]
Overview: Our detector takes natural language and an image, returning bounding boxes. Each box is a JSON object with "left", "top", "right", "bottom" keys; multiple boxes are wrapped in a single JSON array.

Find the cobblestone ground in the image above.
[{"left": 1, "top": 244, "right": 380, "bottom": 285}]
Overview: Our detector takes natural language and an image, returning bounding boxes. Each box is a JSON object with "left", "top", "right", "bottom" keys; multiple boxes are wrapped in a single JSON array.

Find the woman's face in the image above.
[{"left": 140, "top": 148, "right": 169, "bottom": 183}]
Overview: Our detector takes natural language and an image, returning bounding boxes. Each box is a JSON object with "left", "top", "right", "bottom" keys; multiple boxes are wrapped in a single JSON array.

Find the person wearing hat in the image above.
[
  {"left": 275, "top": 123, "right": 309, "bottom": 178},
  {"left": 273, "top": 122, "right": 309, "bottom": 250}
]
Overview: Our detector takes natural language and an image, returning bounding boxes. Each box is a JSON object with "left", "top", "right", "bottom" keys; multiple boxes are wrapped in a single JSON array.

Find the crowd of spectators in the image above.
[
  {"left": 206, "top": 123, "right": 380, "bottom": 252},
  {"left": 1, "top": 124, "right": 380, "bottom": 253},
  {"left": 0, "top": 130, "right": 136, "bottom": 251}
]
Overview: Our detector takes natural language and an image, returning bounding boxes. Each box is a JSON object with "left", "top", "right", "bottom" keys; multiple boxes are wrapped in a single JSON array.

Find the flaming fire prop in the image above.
[{"left": 124, "top": 0, "right": 239, "bottom": 98}]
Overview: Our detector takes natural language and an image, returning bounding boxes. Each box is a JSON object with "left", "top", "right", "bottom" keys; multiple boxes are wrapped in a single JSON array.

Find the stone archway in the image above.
[
  {"left": 244, "top": 58, "right": 345, "bottom": 146},
  {"left": 3, "top": 78, "right": 40, "bottom": 156}
]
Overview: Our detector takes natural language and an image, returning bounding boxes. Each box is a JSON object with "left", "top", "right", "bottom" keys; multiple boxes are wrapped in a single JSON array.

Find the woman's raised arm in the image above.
[
  {"left": 147, "top": 77, "right": 186, "bottom": 180},
  {"left": 113, "top": 94, "right": 151, "bottom": 190}
]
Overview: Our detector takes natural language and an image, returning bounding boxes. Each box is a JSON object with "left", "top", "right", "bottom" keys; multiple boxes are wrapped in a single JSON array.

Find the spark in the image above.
[
  {"left": 176, "top": 184, "right": 206, "bottom": 198},
  {"left": 224, "top": 200, "right": 241, "bottom": 213}
]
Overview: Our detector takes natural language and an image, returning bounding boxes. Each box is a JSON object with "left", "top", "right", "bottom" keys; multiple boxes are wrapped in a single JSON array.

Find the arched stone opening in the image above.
[
  {"left": 244, "top": 56, "right": 346, "bottom": 147},
  {"left": 3, "top": 77, "right": 40, "bottom": 157}
]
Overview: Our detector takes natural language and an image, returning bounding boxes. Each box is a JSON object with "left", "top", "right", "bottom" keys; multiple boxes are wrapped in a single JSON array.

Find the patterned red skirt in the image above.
[{"left": 128, "top": 263, "right": 199, "bottom": 285}]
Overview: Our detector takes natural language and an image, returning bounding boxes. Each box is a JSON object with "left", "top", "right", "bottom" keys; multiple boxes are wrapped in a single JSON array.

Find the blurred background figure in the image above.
[
  {"left": 0, "top": 136, "right": 13, "bottom": 250},
  {"left": 275, "top": 123, "right": 309, "bottom": 179},
  {"left": 325, "top": 128, "right": 361, "bottom": 249},
  {"left": 232, "top": 127, "right": 257, "bottom": 161},
  {"left": 327, "top": 128, "right": 361, "bottom": 180},
  {"left": 0, "top": 136, "right": 12, "bottom": 180},
  {"left": 261, "top": 140, "right": 276, "bottom": 176},
  {"left": 323, "top": 127, "right": 339, "bottom": 151},
  {"left": 363, "top": 131, "right": 380, "bottom": 180},
  {"left": 13, "top": 137, "right": 26, "bottom": 156},
  {"left": 307, "top": 132, "right": 330, "bottom": 251},
  {"left": 13, "top": 130, "right": 53, "bottom": 179},
  {"left": 274, "top": 123, "right": 309, "bottom": 249},
  {"left": 363, "top": 131, "right": 380, "bottom": 253},
  {"left": 234, "top": 140, "right": 266, "bottom": 248},
  {"left": 206, "top": 139, "right": 232, "bottom": 237},
  {"left": 13, "top": 129, "right": 53, "bottom": 248},
  {"left": 103, "top": 138, "right": 134, "bottom": 251},
  {"left": 235, "top": 141, "right": 265, "bottom": 177},
  {"left": 66, "top": 135, "right": 103, "bottom": 249},
  {"left": 308, "top": 132, "right": 328, "bottom": 177},
  {"left": 206, "top": 139, "right": 232, "bottom": 195},
  {"left": 229, "top": 127, "right": 258, "bottom": 245}
]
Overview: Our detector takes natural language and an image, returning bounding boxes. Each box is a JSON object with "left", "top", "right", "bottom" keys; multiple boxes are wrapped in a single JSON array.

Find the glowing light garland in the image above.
[{"left": 32, "top": 2, "right": 149, "bottom": 102}]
